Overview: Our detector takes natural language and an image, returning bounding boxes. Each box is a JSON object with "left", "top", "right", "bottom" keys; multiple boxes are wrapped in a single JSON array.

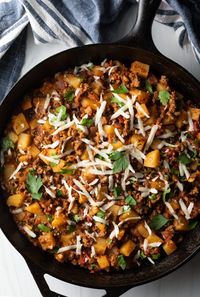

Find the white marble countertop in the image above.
[{"left": 0, "top": 15, "right": 200, "bottom": 297}]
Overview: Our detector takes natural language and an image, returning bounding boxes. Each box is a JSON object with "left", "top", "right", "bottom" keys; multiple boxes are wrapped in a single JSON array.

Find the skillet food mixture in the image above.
[{"left": 1, "top": 59, "right": 200, "bottom": 272}]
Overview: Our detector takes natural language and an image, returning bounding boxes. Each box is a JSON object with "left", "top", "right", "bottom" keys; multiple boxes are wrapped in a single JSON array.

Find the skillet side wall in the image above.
[{"left": 0, "top": 44, "right": 200, "bottom": 289}]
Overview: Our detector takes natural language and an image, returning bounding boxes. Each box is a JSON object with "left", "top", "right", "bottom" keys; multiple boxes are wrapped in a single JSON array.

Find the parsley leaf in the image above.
[
  {"left": 113, "top": 84, "right": 128, "bottom": 94},
  {"left": 162, "top": 187, "right": 171, "bottom": 203},
  {"left": 111, "top": 97, "right": 125, "bottom": 107},
  {"left": 37, "top": 224, "right": 51, "bottom": 232},
  {"left": 113, "top": 186, "right": 122, "bottom": 198},
  {"left": 73, "top": 214, "right": 80, "bottom": 222},
  {"left": 145, "top": 80, "right": 153, "bottom": 94},
  {"left": 67, "top": 224, "right": 76, "bottom": 233},
  {"left": 64, "top": 89, "right": 75, "bottom": 102},
  {"left": 80, "top": 118, "right": 93, "bottom": 127},
  {"left": 1, "top": 137, "right": 14, "bottom": 152},
  {"left": 158, "top": 90, "right": 170, "bottom": 105},
  {"left": 118, "top": 255, "right": 127, "bottom": 270},
  {"left": 125, "top": 195, "right": 137, "bottom": 206},
  {"left": 57, "top": 189, "right": 63, "bottom": 197},
  {"left": 109, "top": 151, "right": 129, "bottom": 174},
  {"left": 60, "top": 168, "right": 76, "bottom": 175},
  {"left": 178, "top": 153, "right": 191, "bottom": 165},
  {"left": 152, "top": 253, "right": 161, "bottom": 260},
  {"left": 87, "top": 62, "right": 94, "bottom": 69},
  {"left": 96, "top": 210, "right": 106, "bottom": 219},
  {"left": 26, "top": 171, "right": 43, "bottom": 200},
  {"left": 149, "top": 214, "right": 168, "bottom": 230},
  {"left": 189, "top": 220, "right": 198, "bottom": 230},
  {"left": 149, "top": 193, "right": 157, "bottom": 200},
  {"left": 55, "top": 105, "right": 67, "bottom": 120}
]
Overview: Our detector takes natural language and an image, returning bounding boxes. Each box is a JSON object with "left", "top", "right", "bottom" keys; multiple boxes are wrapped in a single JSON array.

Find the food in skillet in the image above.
[{"left": 1, "top": 59, "right": 200, "bottom": 272}]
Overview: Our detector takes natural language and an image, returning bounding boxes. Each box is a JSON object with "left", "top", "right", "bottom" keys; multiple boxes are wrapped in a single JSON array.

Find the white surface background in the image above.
[{"left": 0, "top": 15, "right": 200, "bottom": 297}]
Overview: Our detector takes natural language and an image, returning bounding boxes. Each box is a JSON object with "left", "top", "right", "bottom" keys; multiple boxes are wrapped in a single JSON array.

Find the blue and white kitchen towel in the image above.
[{"left": 0, "top": 0, "right": 200, "bottom": 101}]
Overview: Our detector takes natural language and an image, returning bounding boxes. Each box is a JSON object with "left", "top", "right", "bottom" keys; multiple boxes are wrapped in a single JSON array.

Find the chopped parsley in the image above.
[
  {"left": 189, "top": 219, "right": 198, "bottom": 230},
  {"left": 67, "top": 224, "right": 76, "bottom": 233},
  {"left": 37, "top": 224, "right": 51, "bottom": 232},
  {"left": 149, "top": 214, "right": 168, "bottom": 230},
  {"left": 60, "top": 168, "right": 76, "bottom": 175},
  {"left": 178, "top": 153, "right": 192, "bottom": 165},
  {"left": 1, "top": 136, "right": 14, "bottom": 152},
  {"left": 125, "top": 195, "right": 137, "bottom": 206},
  {"left": 26, "top": 171, "right": 43, "bottom": 200},
  {"left": 140, "top": 251, "right": 146, "bottom": 259},
  {"left": 112, "top": 84, "right": 128, "bottom": 94},
  {"left": 117, "top": 255, "right": 127, "bottom": 270},
  {"left": 113, "top": 186, "right": 122, "bottom": 198},
  {"left": 152, "top": 253, "right": 161, "bottom": 260},
  {"left": 145, "top": 80, "right": 153, "bottom": 94},
  {"left": 162, "top": 187, "right": 171, "bottom": 203},
  {"left": 46, "top": 214, "right": 53, "bottom": 222},
  {"left": 109, "top": 151, "right": 129, "bottom": 174},
  {"left": 111, "top": 97, "right": 125, "bottom": 107},
  {"left": 73, "top": 214, "right": 80, "bottom": 222},
  {"left": 96, "top": 210, "right": 106, "bottom": 219},
  {"left": 149, "top": 193, "right": 157, "bottom": 200},
  {"left": 64, "top": 89, "right": 75, "bottom": 102},
  {"left": 158, "top": 90, "right": 170, "bottom": 105},
  {"left": 80, "top": 118, "right": 93, "bottom": 127},
  {"left": 56, "top": 189, "right": 63, "bottom": 197},
  {"left": 55, "top": 105, "right": 67, "bottom": 120}
]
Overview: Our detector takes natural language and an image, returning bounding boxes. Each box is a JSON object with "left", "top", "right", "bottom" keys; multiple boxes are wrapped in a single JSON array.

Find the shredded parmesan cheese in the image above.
[
  {"left": 23, "top": 226, "right": 36, "bottom": 238},
  {"left": 114, "top": 128, "right": 125, "bottom": 143},
  {"left": 179, "top": 199, "right": 190, "bottom": 220},
  {"left": 165, "top": 202, "right": 178, "bottom": 220},
  {"left": 95, "top": 101, "right": 107, "bottom": 126},
  {"left": 9, "top": 162, "right": 24, "bottom": 180},
  {"left": 44, "top": 186, "right": 56, "bottom": 198},
  {"left": 109, "top": 222, "right": 119, "bottom": 239},
  {"left": 144, "top": 124, "right": 159, "bottom": 152},
  {"left": 187, "top": 111, "right": 194, "bottom": 131},
  {"left": 135, "top": 102, "right": 150, "bottom": 118},
  {"left": 57, "top": 245, "right": 77, "bottom": 253}
]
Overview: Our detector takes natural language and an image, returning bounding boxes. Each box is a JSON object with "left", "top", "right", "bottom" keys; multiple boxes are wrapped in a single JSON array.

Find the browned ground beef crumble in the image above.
[{"left": 1, "top": 59, "right": 200, "bottom": 272}]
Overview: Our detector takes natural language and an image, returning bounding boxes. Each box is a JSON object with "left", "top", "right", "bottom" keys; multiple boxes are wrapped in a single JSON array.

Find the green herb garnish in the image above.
[
  {"left": 113, "top": 84, "right": 128, "bottom": 94},
  {"left": 158, "top": 90, "right": 170, "bottom": 105},
  {"left": 189, "top": 220, "right": 198, "bottom": 230},
  {"left": 46, "top": 214, "right": 53, "bottom": 222},
  {"left": 140, "top": 251, "right": 146, "bottom": 259},
  {"left": 111, "top": 97, "right": 125, "bottom": 107},
  {"left": 152, "top": 253, "right": 161, "bottom": 260},
  {"left": 67, "top": 224, "right": 76, "bottom": 233},
  {"left": 87, "top": 62, "right": 94, "bottom": 69},
  {"left": 113, "top": 186, "right": 122, "bottom": 198},
  {"left": 1, "top": 137, "right": 14, "bottom": 152},
  {"left": 57, "top": 189, "right": 63, "bottom": 197},
  {"left": 80, "top": 118, "right": 93, "bottom": 127},
  {"left": 118, "top": 255, "right": 127, "bottom": 270},
  {"left": 125, "top": 195, "right": 137, "bottom": 206},
  {"left": 26, "top": 171, "right": 43, "bottom": 200},
  {"left": 178, "top": 153, "right": 192, "bottom": 165},
  {"left": 96, "top": 210, "right": 106, "bottom": 219},
  {"left": 60, "top": 168, "right": 76, "bottom": 175},
  {"left": 64, "top": 89, "right": 75, "bottom": 102},
  {"left": 55, "top": 105, "right": 67, "bottom": 120},
  {"left": 149, "top": 193, "right": 157, "bottom": 200},
  {"left": 149, "top": 214, "right": 168, "bottom": 230},
  {"left": 145, "top": 80, "right": 153, "bottom": 94},
  {"left": 162, "top": 187, "right": 171, "bottom": 203},
  {"left": 109, "top": 151, "right": 129, "bottom": 174},
  {"left": 73, "top": 214, "right": 80, "bottom": 222},
  {"left": 37, "top": 224, "right": 51, "bottom": 232}
]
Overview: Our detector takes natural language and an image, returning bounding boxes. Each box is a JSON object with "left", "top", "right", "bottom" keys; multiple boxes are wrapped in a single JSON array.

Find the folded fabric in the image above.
[{"left": 0, "top": 0, "right": 199, "bottom": 102}]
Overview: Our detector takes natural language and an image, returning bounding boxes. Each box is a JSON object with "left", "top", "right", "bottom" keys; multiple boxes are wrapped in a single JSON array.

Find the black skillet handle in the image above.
[
  {"left": 25, "top": 258, "right": 67, "bottom": 297},
  {"left": 121, "top": 0, "right": 161, "bottom": 54}
]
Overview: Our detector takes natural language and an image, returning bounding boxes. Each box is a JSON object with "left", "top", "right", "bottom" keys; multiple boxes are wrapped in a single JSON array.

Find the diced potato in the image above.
[
  {"left": 52, "top": 214, "right": 67, "bottom": 228},
  {"left": 176, "top": 111, "right": 187, "bottom": 129},
  {"left": 89, "top": 206, "right": 99, "bottom": 216},
  {"left": 52, "top": 160, "right": 65, "bottom": 173},
  {"left": 61, "top": 233, "right": 75, "bottom": 245},
  {"left": 8, "top": 131, "right": 18, "bottom": 144},
  {"left": 38, "top": 233, "right": 56, "bottom": 250},
  {"left": 92, "top": 66, "right": 104, "bottom": 76},
  {"left": 65, "top": 74, "right": 82, "bottom": 88},
  {"left": 25, "top": 202, "right": 43, "bottom": 215},
  {"left": 78, "top": 194, "right": 88, "bottom": 204},
  {"left": 94, "top": 238, "right": 108, "bottom": 255},
  {"left": 21, "top": 97, "right": 32, "bottom": 110},
  {"left": 174, "top": 216, "right": 189, "bottom": 231},
  {"left": 104, "top": 125, "right": 115, "bottom": 136},
  {"left": 130, "top": 89, "right": 149, "bottom": 104},
  {"left": 28, "top": 144, "right": 40, "bottom": 157},
  {"left": 29, "top": 119, "right": 38, "bottom": 130},
  {"left": 150, "top": 179, "right": 165, "bottom": 191},
  {"left": 170, "top": 199, "right": 179, "bottom": 211},
  {"left": 96, "top": 222, "right": 106, "bottom": 236},
  {"left": 7, "top": 193, "right": 25, "bottom": 207},
  {"left": 120, "top": 240, "right": 136, "bottom": 256},
  {"left": 17, "top": 133, "right": 31, "bottom": 150},
  {"left": 136, "top": 103, "right": 150, "bottom": 118},
  {"left": 189, "top": 108, "right": 200, "bottom": 121},
  {"left": 12, "top": 113, "right": 29, "bottom": 135},
  {"left": 97, "top": 255, "right": 110, "bottom": 269},
  {"left": 111, "top": 140, "right": 123, "bottom": 149},
  {"left": 129, "top": 134, "right": 145, "bottom": 151},
  {"left": 163, "top": 240, "right": 177, "bottom": 255},
  {"left": 4, "top": 163, "right": 16, "bottom": 180},
  {"left": 147, "top": 233, "right": 163, "bottom": 244},
  {"left": 144, "top": 150, "right": 160, "bottom": 168},
  {"left": 119, "top": 210, "right": 140, "bottom": 223},
  {"left": 131, "top": 61, "right": 149, "bottom": 78},
  {"left": 137, "top": 222, "right": 149, "bottom": 238},
  {"left": 91, "top": 81, "right": 103, "bottom": 95},
  {"left": 110, "top": 205, "right": 121, "bottom": 220},
  {"left": 43, "top": 121, "right": 54, "bottom": 133},
  {"left": 96, "top": 185, "right": 107, "bottom": 201},
  {"left": 117, "top": 229, "right": 125, "bottom": 240},
  {"left": 81, "top": 170, "right": 96, "bottom": 183},
  {"left": 81, "top": 97, "right": 99, "bottom": 110},
  {"left": 18, "top": 155, "right": 29, "bottom": 162},
  {"left": 81, "top": 150, "right": 89, "bottom": 161}
]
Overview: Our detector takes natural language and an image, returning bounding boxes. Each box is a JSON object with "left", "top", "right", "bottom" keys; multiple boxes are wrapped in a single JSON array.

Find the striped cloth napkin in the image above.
[{"left": 0, "top": 0, "right": 199, "bottom": 102}]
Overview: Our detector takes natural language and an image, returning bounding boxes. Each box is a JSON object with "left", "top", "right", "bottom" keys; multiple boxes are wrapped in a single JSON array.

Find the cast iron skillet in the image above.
[{"left": 0, "top": 0, "right": 200, "bottom": 296}]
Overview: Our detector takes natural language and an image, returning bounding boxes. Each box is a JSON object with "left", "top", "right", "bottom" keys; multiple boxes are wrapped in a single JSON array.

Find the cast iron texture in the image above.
[{"left": 0, "top": 1, "right": 200, "bottom": 297}]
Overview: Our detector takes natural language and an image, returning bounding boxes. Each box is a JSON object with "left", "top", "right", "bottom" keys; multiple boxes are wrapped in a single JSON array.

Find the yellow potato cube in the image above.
[
  {"left": 120, "top": 240, "right": 136, "bottom": 256},
  {"left": 18, "top": 155, "right": 29, "bottom": 162},
  {"left": 43, "top": 121, "right": 54, "bottom": 133},
  {"left": 147, "top": 233, "right": 163, "bottom": 244},
  {"left": 119, "top": 210, "right": 140, "bottom": 223},
  {"left": 129, "top": 134, "right": 145, "bottom": 151},
  {"left": 96, "top": 222, "right": 106, "bottom": 236},
  {"left": 150, "top": 179, "right": 165, "bottom": 191},
  {"left": 7, "top": 193, "right": 25, "bottom": 207},
  {"left": 65, "top": 74, "right": 82, "bottom": 88},
  {"left": 111, "top": 140, "right": 123, "bottom": 149},
  {"left": 94, "top": 238, "right": 108, "bottom": 255},
  {"left": 104, "top": 125, "right": 115, "bottom": 136},
  {"left": 130, "top": 89, "right": 149, "bottom": 104},
  {"left": 81, "top": 97, "right": 99, "bottom": 110},
  {"left": 137, "top": 222, "right": 149, "bottom": 238},
  {"left": 12, "top": 113, "right": 29, "bottom": 135},
  {"left": 110, "top": 205, "right": 121, "bottom": 220},
  {"left": 80, "top": 150, "right": 89, "bottom": 161},
  {"left": 8, "top": 131, "right": 18, "bottom": 144},
  {"left": 28, "top": 144, "right": 40, "bottom": 157},
  {"left": 25, "top": 202, "right": 43, "bottom": 215},
  {"left": 61, "top": 233, "right": 75, "bottom": 245},
  {"left": 144, "top": 150, "right": 160, "bottom": 168},
  {"left": 174, "top": 216, "right": 189, "bottom": 231},
  {"left": 97, "top": 255, "right": 110, "bottom": 269},
  {"left": 78, "top": 194, "right": 88, "bottom": 204},
  {"left": 92, "top": 66, "right": 104, "bottom": 76},
  {"left": 117, "top": 229, "right": 125, "bottom": 240},
  {"left": 189, "top": 108, "right": 200, "bottom": 121},
  {"left": 52, "top": 214, "right": 67, "bottom": 228},
  {"left": 38, "top": 233, "right": 56, "bottom": 250},
  {"left": 29, "top": 119, "right": 38, "bottom": 130},
  {"left": 131, "top": 61, "right": 149, "bottom": 78},
  {"left": 136, "top": 103, "right": 150, "bottom": 118},
  {"left": 17, "top": 133, "right": 31, "bottom": 150},
  {"left": 163, "top": 240, "right": 177, "bottom": 255},
  {"left": 52, "top": 160, "right": 66, "bottom": 173}
]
